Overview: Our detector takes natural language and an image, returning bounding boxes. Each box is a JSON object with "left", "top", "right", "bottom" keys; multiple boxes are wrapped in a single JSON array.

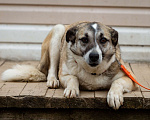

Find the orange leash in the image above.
[{"left": 120, "top": 64, "right": 150, "bottom": 90}]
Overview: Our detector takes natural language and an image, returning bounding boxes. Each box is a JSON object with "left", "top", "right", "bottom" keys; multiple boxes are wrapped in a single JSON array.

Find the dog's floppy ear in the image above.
[
  {"left": 110, "top": 28, "right": 118, "bottom": 47},
  {"left": 66, "top": 26, "right": 77, "bottom": 44}
]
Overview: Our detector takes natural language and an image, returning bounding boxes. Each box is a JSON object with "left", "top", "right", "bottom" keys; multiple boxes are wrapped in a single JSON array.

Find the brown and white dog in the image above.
[{"left": 2, "top": 21, "right": 137, "bottom": 109}]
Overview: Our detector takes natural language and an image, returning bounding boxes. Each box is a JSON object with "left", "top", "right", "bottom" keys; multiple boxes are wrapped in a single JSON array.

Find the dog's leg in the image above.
[
  {"left": 107, "top": 76, "right": 137, "bottom": 110},
  {"left": 46, "top": 24, "right": 65, "bottom": 88},
  {"left": 60, "top": 75, "right": 79, "bottom": 98},
  {"left": 37, "top": 50, "right": 49, "bottom": 76}
]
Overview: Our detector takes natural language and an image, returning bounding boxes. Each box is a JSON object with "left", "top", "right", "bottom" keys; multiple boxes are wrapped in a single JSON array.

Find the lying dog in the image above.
[{"left": 2, "top": 21, "right": 137, "bottom": 109}]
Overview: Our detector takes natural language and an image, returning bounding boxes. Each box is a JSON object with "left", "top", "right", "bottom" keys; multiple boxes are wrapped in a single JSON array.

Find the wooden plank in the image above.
[
  {"left": 53, "top": 89, "right": 64, "bottom": 98},
  {"left": 0, "top": 80, "right": 26, "bottom": 108},
  {"left": 20, "top": 61, "right": 39, "bottom": 67},
  {"left": 45, "top": 89, "right": 55, "bottom": 97},
  {"left": 130, "top": 63, "right": 150, "bottom": 92},
  {"left": 45, "top": 89, "right": 55, "bottom": 108},
  {"left": 0, "top": 61, "right": 25, "bottom": 108},
  {"left": 0, "top": 82, "right": 26, "bottom": 96},
  {"left": 69, "top": 91, "right": 95, "bottom": 108},
  {"left": 20, "top": 82, "right": 47, "bottom": 96},
  {"left": 95, "top": 89, "right": 143, "bottom": 109},
  {"left": 50, "top": 89, "right": 95, "bottom": 108},
  {"left": 0, "top": 0, "right": 149, "bottom": 7},
  {"left": 80, "top": 91, "right": 94, "bottom": 98},
  {"left": 95, "top": 91, "right": 107, "bottom": 98},
  {"left": 125, "top": 63, "right": 137, "bottom": 80},
  {"left": 124, "top": 90, "right": 142, "bottom": 98},
  {"left": 19, "top": 82, "right": 48, "bottom": 108},
  {"left": 0, "top": 60, "right": 5, "bottom": 66},
  {"left": 95, "top": 91, "right": 108, "bottom": 108},
  {"left": 51, "top": 89, "right": 69, "bottom": 108},
  {"left": 0, "top": 61, "right": 40, "bottom": 108},
  {"left": 0, "top": 5, "right": 150, "bottom": 27},
  {"left": 142, "top": 92, "right": 150, "bottom": 109},
  {"left": 142, "top": 92, "right": 150, "bottom": 99},
  {"left": 0, "top": 83, "right": 4, "bottom": 88},
  {"left": 123, "top": 90, "right": 143, "bottom": 109}
]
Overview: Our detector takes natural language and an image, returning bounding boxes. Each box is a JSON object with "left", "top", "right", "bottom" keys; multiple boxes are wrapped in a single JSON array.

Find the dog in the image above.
[{"left": 1, "top": 21, "right": 137, "bottom": 109}]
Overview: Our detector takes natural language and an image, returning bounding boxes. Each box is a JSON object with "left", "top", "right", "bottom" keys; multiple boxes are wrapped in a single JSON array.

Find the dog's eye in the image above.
[
  {"left": 100, "top": 38, "right": 107, "bottom": 44},
  {"left": 80, "top": 37, "right": 88, "bottom": 43}
]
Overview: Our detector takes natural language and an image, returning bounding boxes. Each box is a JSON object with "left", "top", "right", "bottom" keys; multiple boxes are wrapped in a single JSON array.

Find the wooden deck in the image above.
[{"left": 0, "top": 60, "right": 150, "bottom": 109}]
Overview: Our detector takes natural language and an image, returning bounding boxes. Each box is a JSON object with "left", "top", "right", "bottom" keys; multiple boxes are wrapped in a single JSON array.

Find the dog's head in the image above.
[{"left": 66, "top": 22, "right": 118, "bottom": 67}]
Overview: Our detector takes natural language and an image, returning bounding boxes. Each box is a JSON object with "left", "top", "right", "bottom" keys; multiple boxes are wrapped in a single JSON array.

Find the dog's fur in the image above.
[{"left": 1, "top": 21, "right": 137, "bottom": 109}]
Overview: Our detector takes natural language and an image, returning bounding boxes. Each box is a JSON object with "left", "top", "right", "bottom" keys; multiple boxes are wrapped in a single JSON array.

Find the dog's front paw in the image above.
[
  {"left": 47, "top": 77, "right": 59, "bottom": 88},
  {"left": 64, "top": 87, "right": 79, "bottom": 98},
  {"left": 107, "top": 89, "right": 123, "bottom": 110}
]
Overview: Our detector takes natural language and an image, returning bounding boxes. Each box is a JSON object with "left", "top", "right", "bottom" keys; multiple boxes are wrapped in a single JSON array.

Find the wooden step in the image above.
[{"left": 0, "top": 60, "right": 150, "bottom": 109}]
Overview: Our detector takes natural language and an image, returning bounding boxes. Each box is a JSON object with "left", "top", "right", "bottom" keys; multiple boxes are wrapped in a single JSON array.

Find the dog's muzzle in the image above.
[{"left": 89, "top": 51, "right": 99, "bottom": 67}]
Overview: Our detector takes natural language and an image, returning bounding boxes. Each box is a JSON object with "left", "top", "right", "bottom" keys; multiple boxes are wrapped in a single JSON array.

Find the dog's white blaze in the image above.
[
  {"left": 91, "top": 23, "right": 99, "bottom": 45},
  {"left": 92, "top": 23, "right": 102, "bottom": 62},
  {"left": 96, "top": 45, "right": 102, "bottom": 62},
  {"left": 83, "top": 48, "right": 93, "bottom": 63},
  {"left": 92, "top": 23, "right": 97, "bottom": 30}
]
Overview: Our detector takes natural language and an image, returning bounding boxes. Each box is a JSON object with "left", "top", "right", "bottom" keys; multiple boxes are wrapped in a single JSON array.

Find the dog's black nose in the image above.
[{"left": 89, "top": 52, "right": 99, "bottom": 62}]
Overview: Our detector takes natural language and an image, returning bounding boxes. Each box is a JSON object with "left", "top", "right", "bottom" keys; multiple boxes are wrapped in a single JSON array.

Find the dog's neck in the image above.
[{"left": 74, "top": 60, "right": 106, "bottom": 76}]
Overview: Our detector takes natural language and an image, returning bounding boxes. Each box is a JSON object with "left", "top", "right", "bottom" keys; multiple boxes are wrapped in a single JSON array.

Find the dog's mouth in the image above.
[{"left": 89, "top": 62, "right": 99, "bottom": 67}]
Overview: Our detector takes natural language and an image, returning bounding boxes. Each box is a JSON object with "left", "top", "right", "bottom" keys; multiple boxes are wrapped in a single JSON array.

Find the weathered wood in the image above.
[
  {"left": 130, "top": 63, "right": 150, "bottom": 92},
  {"left": 0, "top": 82, "right": 26, "bottom": 96},
  {"left": 45, "top": 89, "right": 55, "bottom": 97},
  {"left": 0, "top": 60, "right": 7, "bottom": 107},
  {"left": 0, "top": 61, "right": 149, "bottom": 109},
  {"left": 45, "top": 89, "right": 55, "bottom": 108},
  {"left": 18, "top": 82, "right": 48, "bottom": 108},
  {"left": 53, "top": 89, "right": 64, "bottom": 98},
  {"left": 20, "top": 61, "right": 39, "bottom": 66},
  {"left": 51, "top": 89, "right": 69, "bottom": 108},
  {"left": 142, "top": 92, "right": 150, "bottom": 109},
  {"left": 0, "top": 60, "right": 5, "bottom": 66},
  {"left": 0, "top": 82, "right": 26, "bottom": 108},
  {"left": 69, "top": 91, "right": 95, "bottom": 108},
  {"left": 95, "top": 91, "right": 108, "bottom": 109},
  {"left": 20, "top": 82, "right": 47, "bottom": 96},
  {"left": 0, "top": 83, "right": 4, "bottom": 88},
  {"left": 95, "top": 90, "right": 143, "bottom": 109},
  {"left": 123, "top": 90, "right": 143, "bottom": 109}
]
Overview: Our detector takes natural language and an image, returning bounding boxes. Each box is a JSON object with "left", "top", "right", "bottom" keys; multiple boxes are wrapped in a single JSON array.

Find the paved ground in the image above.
[{"left": 0, "top": 60, "right": 150, "bottom": 109}]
